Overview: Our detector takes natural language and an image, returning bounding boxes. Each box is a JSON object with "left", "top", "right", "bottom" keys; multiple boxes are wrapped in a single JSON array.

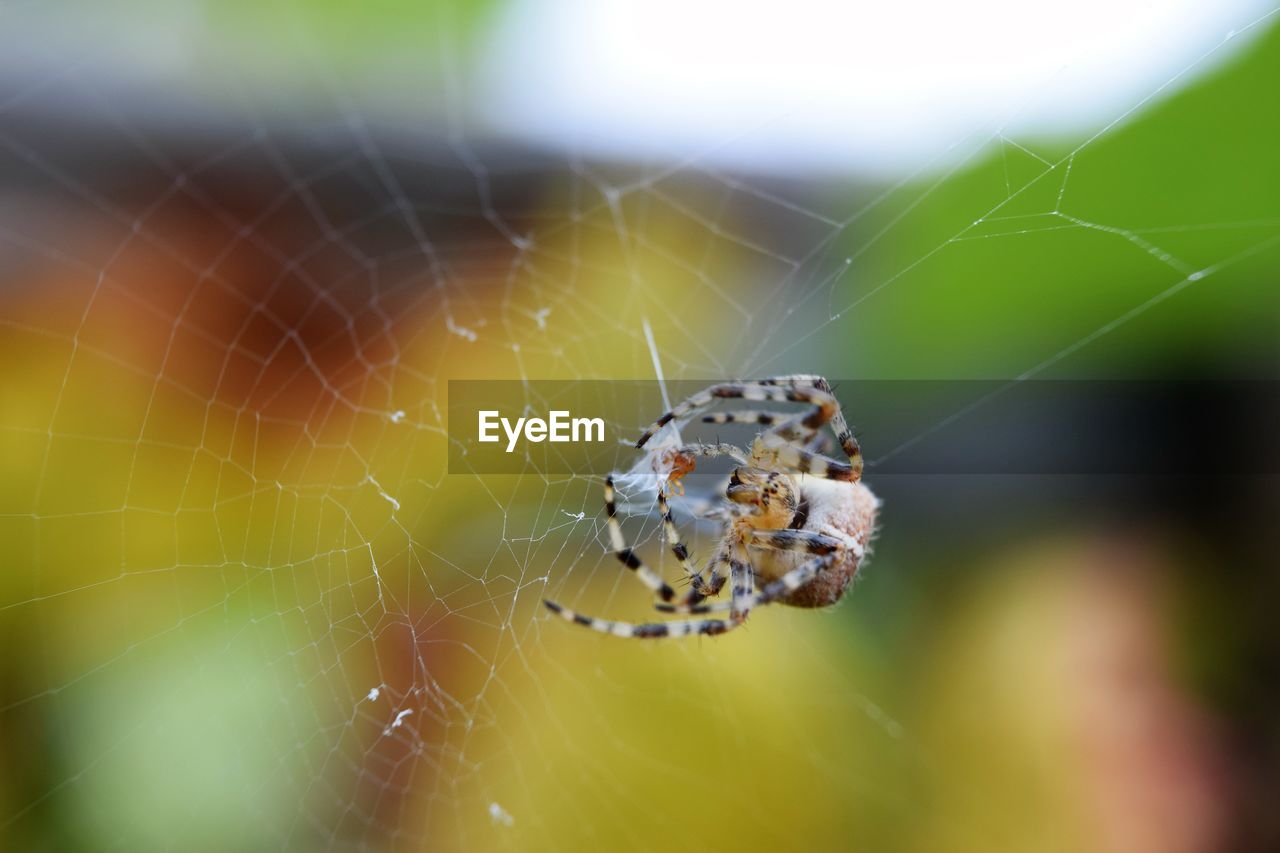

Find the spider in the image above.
[{"left": 543, "top": 375, "right": 879, "bottom": 638}]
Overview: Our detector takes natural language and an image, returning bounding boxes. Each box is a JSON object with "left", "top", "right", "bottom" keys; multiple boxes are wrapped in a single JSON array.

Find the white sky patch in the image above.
[{"left": 483, "top": 0, "right": 1274, "bottom": 174}]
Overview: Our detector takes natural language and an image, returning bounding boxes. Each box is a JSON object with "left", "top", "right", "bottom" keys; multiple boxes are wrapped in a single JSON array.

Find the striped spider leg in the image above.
[
  {"left": 600, "top": 459, "right": 736, "bottom": 609},
  {"left": 656, "top": 529, "right": 853, "bottom": 615},
  {"left": 636, "top": 377, "right": 862, "bottom": 483},
  {"left": 543, "top": 526, "right": 849, "bottom": 638},
  {"left": 657, "top": 489, "right": 724, "bottom": 607},
  {"left": 654, "top": 441, "right": 747, "bottom": 603},
  {"left": 703, "top": 409, "right": 833, "bottom": 455},
  {"left": 601, "top": 476, "right": 677, "bottom": 603},
  {"left": 759, "top": 375, "right": 861, "bottom": 473}
]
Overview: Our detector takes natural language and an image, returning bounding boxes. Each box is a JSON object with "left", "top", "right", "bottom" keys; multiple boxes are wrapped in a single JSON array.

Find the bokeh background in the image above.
[{"left": 1, "top": 1, "right": 1278, "bottom": 850}]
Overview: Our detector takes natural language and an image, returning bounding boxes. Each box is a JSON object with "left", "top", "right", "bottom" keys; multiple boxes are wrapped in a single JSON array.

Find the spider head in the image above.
[{"left": 726, "top": 467, "right": 798, "bottom": 528}]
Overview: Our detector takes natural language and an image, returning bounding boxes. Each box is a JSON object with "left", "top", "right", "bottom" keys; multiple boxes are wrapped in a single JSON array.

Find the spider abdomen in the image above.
[{"left": 755, "top": 479, "right": 880, "bottom": 608}]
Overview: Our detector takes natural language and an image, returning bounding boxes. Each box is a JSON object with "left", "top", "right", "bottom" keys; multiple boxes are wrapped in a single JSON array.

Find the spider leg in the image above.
[
  {"left": 694, "top": 543, "right": 730, "bottom": 602},
  {"left": 725, "top": 376, "right": 861, "bottom": 480},
  {"left": 760, "top": 374, "right": 830, "bottom": 385},
  {"left": 651, "top": 443, "right": 747, "bottom": 603},
  {"left": 761, "top": 376, "right": 862, "bottom": 479},
  {"left": 653, "top": 541, "right": 742, "bottom": 613},
  {"left": 702, "top": 410, "right": 785, "bottom": 426},
  {"left": 747, "top": 528, "right": 844, "bottom": 556},
  {"left": 670, "top": 442, "right": 749, "bottom": 464},
  {"left": 604, "top": 476, "right": 676, "bottom": 602},
  {"left": 746, "top": 528, "right": 859, "bottom": 605},
  {"left": 699, "top": 505, "right": 731, "bottom": 522},
  {"left": 657, "top": 489, "right": 705, "bottom": 593},
  {"left": 635, "top": 377, "right": 863, "bottom": 480},
  {"left": 670, "top": 492, "right": 729, "bottom": 522},
  {"left": 655, "top": 550, "right": 841, "bottom": 614},
  {"left": 728, "top": 543, "right": 755, "bottom": 623},
  {"left": 703, "top": 410, "right": 821, "bottom": 450},
  {"left": 655, "top": 529, "right": 852, "bottom": 614},
  {"left": 542, "top": 599, "right": 742, "bottom": 638},
  {"left": 755, "top": 433, "right": 858, "bottom": 481},
  {"left": 804, "top": 431, "right": 833, "bottom": 455},
  {"left": 755, "top": 551, "right": 844, "bottom": 604},
  {"left": 636, "top": 381, "right": 836, "bottom": 449},
  {"left": 650, "top": 442, "right": 748, "bottom": 498},
  {"left": 701, "top": 410, "right": 808, "bottom": 437}
]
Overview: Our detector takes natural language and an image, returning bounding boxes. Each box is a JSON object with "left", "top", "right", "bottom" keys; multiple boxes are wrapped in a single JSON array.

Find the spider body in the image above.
[
  {"left": 544, "top": 376, "right": 879, "bottom": 639},
  {"left": 743, "top": 475, "right": 878, "bottom": 608}
]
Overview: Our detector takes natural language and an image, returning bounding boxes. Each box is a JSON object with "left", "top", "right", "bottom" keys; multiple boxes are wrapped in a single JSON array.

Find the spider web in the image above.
[{"left": 1, "top": 2, "right": 1278, "bottom": 850}]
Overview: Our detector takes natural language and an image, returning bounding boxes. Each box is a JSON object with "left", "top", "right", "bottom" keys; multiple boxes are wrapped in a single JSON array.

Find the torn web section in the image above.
[{"left": 612, "top": 414, "right": 737, "bottom": 530}]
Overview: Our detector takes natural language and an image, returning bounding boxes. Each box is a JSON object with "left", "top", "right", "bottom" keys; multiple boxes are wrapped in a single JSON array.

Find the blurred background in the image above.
[{"left": 1, "top": 1, "right": 1278, "bottom": 850}]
